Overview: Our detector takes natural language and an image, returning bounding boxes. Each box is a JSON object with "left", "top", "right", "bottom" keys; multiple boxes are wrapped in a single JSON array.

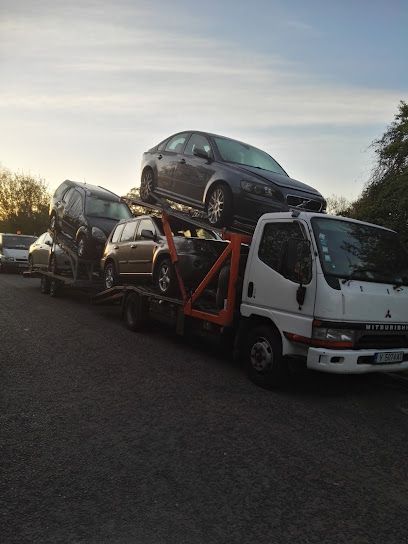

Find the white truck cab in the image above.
[{"left": 241, "top": 211, "right": 408, "bottom": 383}]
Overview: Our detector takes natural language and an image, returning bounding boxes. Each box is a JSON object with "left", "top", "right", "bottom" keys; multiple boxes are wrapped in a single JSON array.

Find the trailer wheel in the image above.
[
  {"left": 124, "top": 292, "right": 145, "bottom": 331},
  {"left": 49, "top": 278, "right": 62, "bottom": 298},
  {"left": 245, "top": 325, "right": 288, "bottom": 388},
  {"left": 40, "top": 275, "right": 50, "bottom": 294},
  {"left": 49, "top": 253, "right": 59, "bottom": 274}
]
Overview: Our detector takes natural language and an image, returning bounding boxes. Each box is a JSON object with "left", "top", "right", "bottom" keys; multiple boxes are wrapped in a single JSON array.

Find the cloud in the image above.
[{"left": 0, "top": 1, "right": 405, "bottom": 198}]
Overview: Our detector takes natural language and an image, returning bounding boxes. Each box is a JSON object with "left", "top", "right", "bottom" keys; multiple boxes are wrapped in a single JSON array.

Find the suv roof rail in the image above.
[{"left": 97, "top": 185, "right": 120, "bottom": 199}]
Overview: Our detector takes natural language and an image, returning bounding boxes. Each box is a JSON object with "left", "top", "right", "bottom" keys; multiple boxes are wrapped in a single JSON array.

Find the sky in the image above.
[{"left": 0, "top": 0, "right": 407, "bottom": 201}]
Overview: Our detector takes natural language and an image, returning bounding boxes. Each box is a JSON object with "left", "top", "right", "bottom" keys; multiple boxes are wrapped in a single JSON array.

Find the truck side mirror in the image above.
[{"left": 284, "top": 238, "right": 312, "bottom": 285}]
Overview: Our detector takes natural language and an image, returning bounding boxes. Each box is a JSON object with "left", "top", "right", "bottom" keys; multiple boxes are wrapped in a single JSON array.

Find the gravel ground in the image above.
[{"left": 2, "top": 273, "right": 408, "bottom": 544}]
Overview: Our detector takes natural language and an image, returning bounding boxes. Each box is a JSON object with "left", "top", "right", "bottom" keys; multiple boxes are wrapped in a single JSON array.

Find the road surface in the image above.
[{"left": 2, "top": 273, "right": 408, "bottom": 543}]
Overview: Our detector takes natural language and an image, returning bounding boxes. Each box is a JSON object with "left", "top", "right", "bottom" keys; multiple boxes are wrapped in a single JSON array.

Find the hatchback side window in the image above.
[
  {"left": 111, "top": 224, "right": 125, "bottom": 243},
  {"left": 164, "top": 133, "right": 189, "bottom": 153},
  {"left": 66, "top": 190, "right": 83, "bottom": 217},
  {"left": 137, "top": 218, "right": 155, "bottom": 239},
  {"left": 120, "top": 221, "right": 138, "bottom": 242},
  {"left": 258, "top": 222, "right": 311, "bottom": 283},
  {"left": 184, "top": 134, "right": 212, "bottom": 157},
  {"left": 62, "top": 187, "right": 75, "bottom": 203}
]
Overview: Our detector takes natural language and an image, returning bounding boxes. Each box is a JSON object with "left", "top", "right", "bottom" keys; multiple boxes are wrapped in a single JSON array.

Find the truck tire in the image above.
[
  {"left": 245, "top": 324, "right": 289, "bottom": 388},
  {"left": 124, "top": 292, "right": 145, "bottom": 331}
]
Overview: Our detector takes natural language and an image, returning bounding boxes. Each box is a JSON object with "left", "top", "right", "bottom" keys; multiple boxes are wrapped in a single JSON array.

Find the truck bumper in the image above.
[{"left": 307, "top": 348, "right": 408, "bottom": 374}]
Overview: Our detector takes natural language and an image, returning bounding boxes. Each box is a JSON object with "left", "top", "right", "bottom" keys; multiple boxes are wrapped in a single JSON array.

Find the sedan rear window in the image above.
[{"left": 213, "top": 137, "right": 287, "bottom": 176}]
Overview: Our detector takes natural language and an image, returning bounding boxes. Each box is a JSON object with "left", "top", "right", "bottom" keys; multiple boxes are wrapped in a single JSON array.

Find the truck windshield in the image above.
[
  {"left": 2, "top": 235, "right": 36, "bottom": 249},
  {"left": 311, "top": 217, "right": 408, "bottom": 285},
  {"left": 213, "top": 137, "right": 288, "bottom": 176},
  {"left": 86, "top": 197, "right": 132, "bottom": 221}
]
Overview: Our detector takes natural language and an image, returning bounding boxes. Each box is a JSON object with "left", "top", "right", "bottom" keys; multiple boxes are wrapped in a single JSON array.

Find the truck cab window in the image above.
[{"left": 258, "top": 222, "right": 311, "bottom": 283}]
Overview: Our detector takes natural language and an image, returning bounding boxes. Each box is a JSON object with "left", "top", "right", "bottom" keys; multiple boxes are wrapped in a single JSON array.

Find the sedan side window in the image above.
[
  {"left": 259, "top": 222, "right": 311, "bottom": 283},
  {"left": 120, "top": 221, "right": 138, "bottom": 242},
  {"left": 184, "top": 134, "right": 212, "bottom": 157},
  {"left": 164, "top": 133, "right": 189, "bottom": 153}
]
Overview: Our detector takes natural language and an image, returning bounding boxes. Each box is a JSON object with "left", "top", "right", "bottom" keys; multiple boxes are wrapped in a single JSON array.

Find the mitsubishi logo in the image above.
[{"left": 385, "top": 309, "right": 392, "bottom": 318}]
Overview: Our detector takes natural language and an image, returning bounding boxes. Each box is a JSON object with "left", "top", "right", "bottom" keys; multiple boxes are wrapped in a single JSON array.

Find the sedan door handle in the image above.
[
  {"left": 113, "top": 245, "right": 119, "bottom": 250},
  {"left": 157, "top": 154, "right": 163, "bottom": 160},
  {"left": 130, "top": 243, "right": 138, "bottom": 248},
  {"left": 178, "top": 158, "right": 186, "bottom": 164}
]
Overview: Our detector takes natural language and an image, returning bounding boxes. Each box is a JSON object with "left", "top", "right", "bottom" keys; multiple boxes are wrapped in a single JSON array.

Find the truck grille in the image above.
[
  {"left": 286, "top": 195, "right": 323, "bottom": 212},
  {"left": 355, "top": 334, "right": 408, "bottom": 349}
]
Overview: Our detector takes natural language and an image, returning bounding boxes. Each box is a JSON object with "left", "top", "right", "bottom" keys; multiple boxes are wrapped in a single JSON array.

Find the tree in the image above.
[
  {"left": 0, "top": 168, "right": 50, "bottom": 235},
  {"left": 326, "top": 194, "right": 351, "bottom": 216},
  {"left": 344, "top": 101, "right": 408, "bottom": 243}
]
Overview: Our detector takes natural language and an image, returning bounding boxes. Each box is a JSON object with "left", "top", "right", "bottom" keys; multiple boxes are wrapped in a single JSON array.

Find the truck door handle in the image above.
[
  {"left": 130, "top": 243, "right": 138, "bottom": 248},
  {"left": 178, "top": 158, "right": 186, "bottom": 164},
  {"left": 113, "top": 245, "right": 119, "bottom": 250},
  {"left": 247, "top": 281, "right": 254, "bottom": 297},
  {"left": 157, "top": 154, "right": 163, "bottom": 159}
]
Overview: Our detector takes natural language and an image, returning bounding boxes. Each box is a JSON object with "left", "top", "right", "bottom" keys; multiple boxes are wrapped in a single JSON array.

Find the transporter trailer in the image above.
[
  {"left": 23, "top": 228, "right": 103, "bottom": 296},
  {"left": 93, "top": 196, "right": 408, "bottom": 387}
]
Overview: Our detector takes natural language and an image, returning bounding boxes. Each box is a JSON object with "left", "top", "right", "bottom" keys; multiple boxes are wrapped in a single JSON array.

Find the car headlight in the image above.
[
  {"left": 91, "top": 227, "right": 107, "bottom": 243},
  {"left": 241, "top": 180, "right": 280, "bottom": 199},
  {"left": 312, "top": 327, "right": 355, "bottom": 343}
]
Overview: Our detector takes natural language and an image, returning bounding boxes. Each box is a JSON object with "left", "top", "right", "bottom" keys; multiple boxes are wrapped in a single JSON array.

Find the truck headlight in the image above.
[
  {"left": 4, "top": 256, "right": 15, "bottom": 262},
  {"left": 312, "top": 326, "right": 355, "bottom": 344},
  {"left": 241, "top": 180, "right": 281, "bottom": 199},
  {"left": 91, "top": 227, "right": 107, "bottom": 243}
]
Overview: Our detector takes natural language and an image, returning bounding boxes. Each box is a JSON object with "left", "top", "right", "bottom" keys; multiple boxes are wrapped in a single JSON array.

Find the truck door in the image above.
[{"left": 242, "top": 218, "right": 316, "bottom": 337}]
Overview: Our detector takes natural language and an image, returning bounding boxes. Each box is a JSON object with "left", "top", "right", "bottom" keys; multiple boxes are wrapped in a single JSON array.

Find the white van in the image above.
[{"left": 0, "top": 233, "right": 37, "bottom": 273}]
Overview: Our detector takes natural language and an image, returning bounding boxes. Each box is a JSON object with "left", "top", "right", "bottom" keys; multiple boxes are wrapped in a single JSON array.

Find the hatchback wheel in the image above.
[
  {"left": 140, "top": 168, "right": 155, "bottom": 203},
  {"left": 49, "top": 212, "right": 59, "bottom": 232},
  {"left": 104, "top": 262, "right": 117, "bottom": 290},
  {"left": 77, "top": 235, "right": 89, "bottom": 258},
  {"left": 206, "top": 184, "right": 233, "bottom": 227},
  {"left": 154, "top": 258, "right": 177, "bottom": 296}
]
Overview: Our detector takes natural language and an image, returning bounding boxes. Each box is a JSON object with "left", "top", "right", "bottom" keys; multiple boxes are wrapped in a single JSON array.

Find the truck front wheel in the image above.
[{"left": 245, "top": 325, "right": 288, "bottom": 388}]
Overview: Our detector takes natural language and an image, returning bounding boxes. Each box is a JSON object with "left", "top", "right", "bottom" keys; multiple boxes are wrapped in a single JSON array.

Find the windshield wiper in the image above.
[{"left": 341, "top": 268, "right": 376, "bottom": 283}]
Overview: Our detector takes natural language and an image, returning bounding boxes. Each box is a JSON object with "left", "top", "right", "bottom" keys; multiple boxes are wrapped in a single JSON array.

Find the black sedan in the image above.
[{"left": 140, "top": 131, "right": 326, "bottom": 227}]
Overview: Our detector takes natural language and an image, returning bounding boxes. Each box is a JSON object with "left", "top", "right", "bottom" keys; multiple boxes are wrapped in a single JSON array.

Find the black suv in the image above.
[{"left": 49, "top": 180, "right": 132, "bottom": 258}]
